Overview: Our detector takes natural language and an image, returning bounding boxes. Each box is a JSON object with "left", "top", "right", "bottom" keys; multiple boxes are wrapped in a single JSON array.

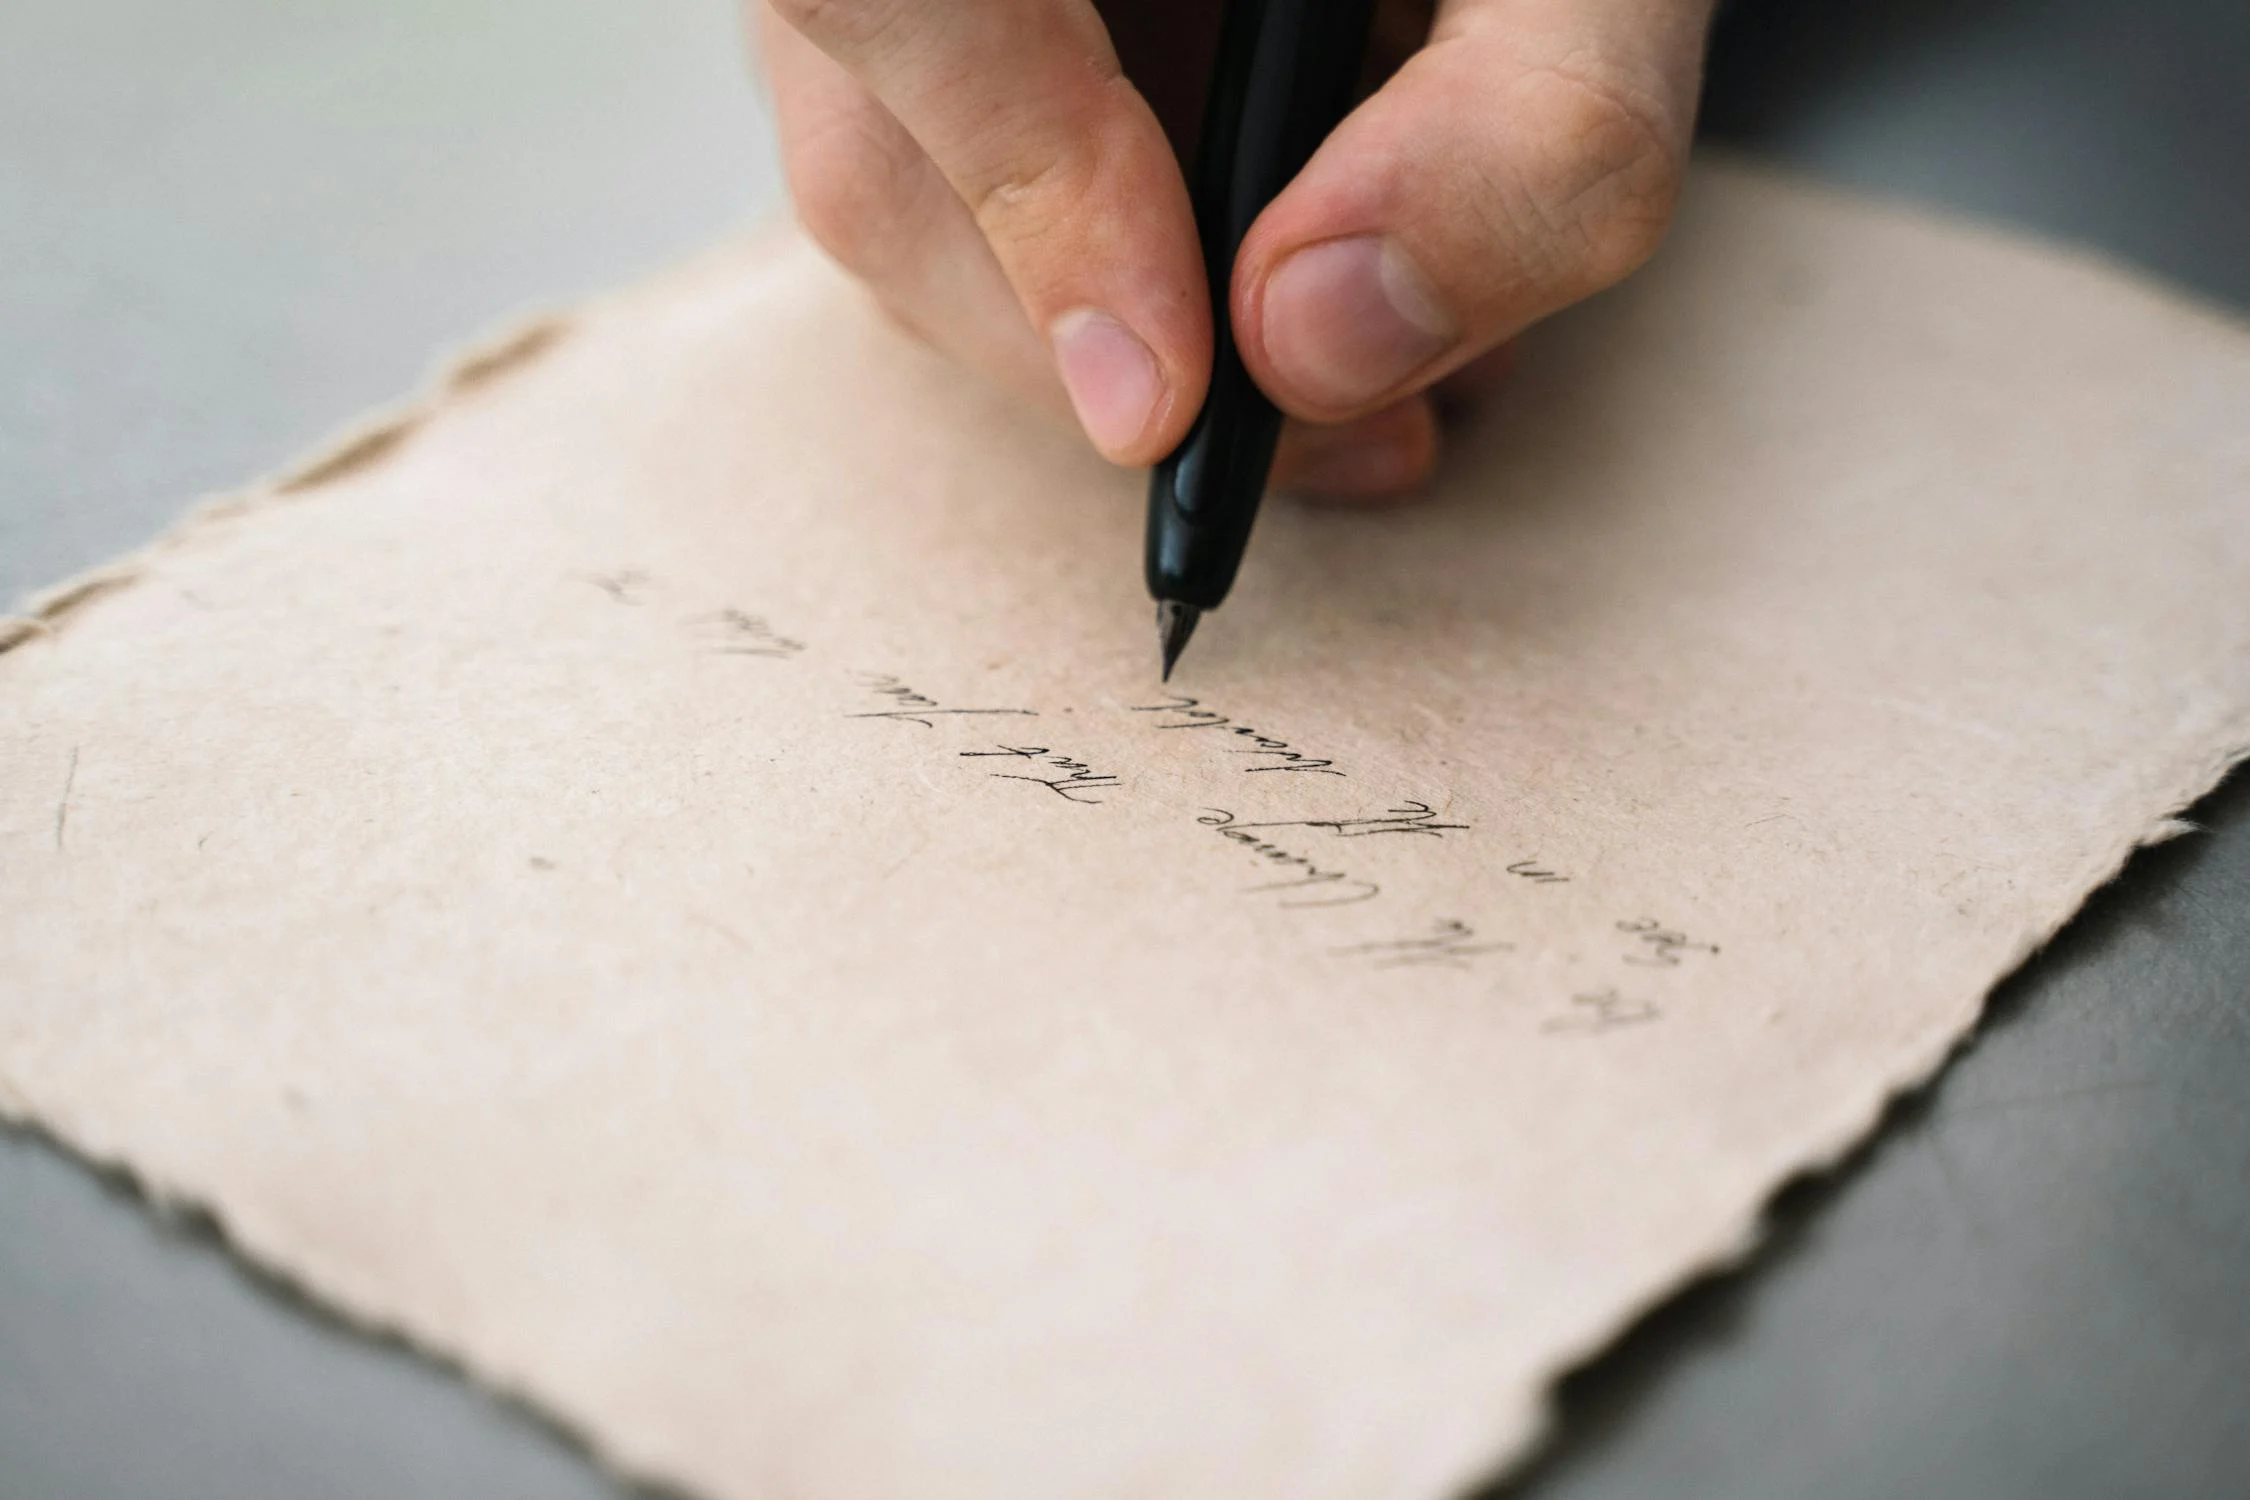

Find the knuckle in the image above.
[
  {"left": 766, "top": 0, "right": 908, "bottom": 53},
  {"left": 1505, "top": 57, "right": 1685, "bottom": 291},
  {"left": 961, "top": 79, "right": 1136, "bottom": 256},
  {"left": 782, "top": 111, "right": 922, "bottom": 277},
  {"left": 961, "top": 119, "right": 1109, "bottom": 256},
  {"left": 967, "top": 147, "right": 1084, "bottom": 246}
]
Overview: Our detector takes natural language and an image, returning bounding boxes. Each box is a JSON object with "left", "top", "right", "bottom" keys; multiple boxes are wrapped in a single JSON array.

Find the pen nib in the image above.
[{"left": 1155, "top": 600, "right": 1201, "bottom": 681}]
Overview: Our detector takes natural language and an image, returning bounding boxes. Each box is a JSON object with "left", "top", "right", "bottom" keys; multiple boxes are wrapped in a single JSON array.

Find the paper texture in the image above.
[{"left": 3, "top": 162, "right": 2247, "bottom": 1499}]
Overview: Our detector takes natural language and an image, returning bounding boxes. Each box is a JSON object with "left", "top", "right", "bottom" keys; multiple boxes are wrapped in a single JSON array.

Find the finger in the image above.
[
  {"left": 1275, "top": 349, "right": 1514, "bottom": 508},
  {"left": 1233, "top": 0, "right": 1713, "bottom": 422},
  {"left": 1271, "top": 397, "right": 1439, "bottom": 502},
  {"left": 761, "top": 10, "right": 1062, "bottom": 407},
  {"left": 765, "top": 0, "right": 1207, "bottom": 465},
  {"left": 1431, "top": 340, "right": 1517, "bottom": 418}
]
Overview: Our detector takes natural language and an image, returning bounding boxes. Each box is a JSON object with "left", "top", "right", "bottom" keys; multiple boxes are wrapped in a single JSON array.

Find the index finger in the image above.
[{"left": 766, "top": 0, "right": 1209, "bottom": 465}]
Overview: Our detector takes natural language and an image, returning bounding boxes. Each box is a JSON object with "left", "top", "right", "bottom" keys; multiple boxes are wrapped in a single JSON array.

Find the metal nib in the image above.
[{"left": 1155, "top": 600, "right": 1201, "bottom": 682}]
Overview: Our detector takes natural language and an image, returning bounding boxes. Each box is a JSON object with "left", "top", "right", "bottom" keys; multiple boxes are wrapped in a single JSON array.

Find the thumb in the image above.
[{"left": 1233, "top": 0, "right": 1713, "bottom": 422}]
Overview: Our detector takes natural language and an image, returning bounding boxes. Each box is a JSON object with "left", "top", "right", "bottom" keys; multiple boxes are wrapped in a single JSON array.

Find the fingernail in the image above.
[
  {"left": 1262, "top": 235, "right": 1457, "bottom": 411},
  {"left": 1050, "top": 308, "right": 1164, "bottom": 456}
]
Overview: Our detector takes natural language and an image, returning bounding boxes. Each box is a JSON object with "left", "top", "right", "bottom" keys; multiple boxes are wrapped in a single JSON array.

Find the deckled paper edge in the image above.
[
  {"left": 0, "top": 1111, "right": 702, "bottom": 1500},
  {"left": 0, "top": 247, "right": 784, "bottom": 1500},
  {"left": 4, "top": 184, "right": 2247, "bottom": 1499},
  {"left": 1484, "top": 742, "right": 2250, "bottom": 1493},
  {"left": 0, "top": 227, "right": 798, "bottom": 654},
  {"left": 7, "top": 738, "right": 2240, "bottom": 1500},
  {"left": 0, "top": 316, "right": 560, "bottom": 652},
  {"left": 1471, "top": 155, "right": 2250, "bottom": 1498},
  {"left": 0, "top": 227, "right": 808, "bottom": 1499}
]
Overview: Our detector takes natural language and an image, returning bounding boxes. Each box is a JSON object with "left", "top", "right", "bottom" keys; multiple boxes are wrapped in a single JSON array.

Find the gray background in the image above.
[{"left": 1, "top": 2, "right": 2243, "bottom": 1496}]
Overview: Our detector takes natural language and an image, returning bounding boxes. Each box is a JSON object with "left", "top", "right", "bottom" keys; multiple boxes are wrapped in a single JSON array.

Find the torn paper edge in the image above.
[
  {"left": 0, "top": 316, "right": 565, "bottom": 654},
  {"left": 0, "top": 1112, "right": 699, "bottom": 1500},
  {"left": 3, "top": 188, "right": 2247, "bottom": 1498},
  {"left": 1471, "top": 737, "right": 2249, "bottom": 1495},
  {"left": 0, "top": 227, "right": 803, "bottom": 658},
  {"left": 4, "top": 735, "right": 2241, "bottom": 1500}
]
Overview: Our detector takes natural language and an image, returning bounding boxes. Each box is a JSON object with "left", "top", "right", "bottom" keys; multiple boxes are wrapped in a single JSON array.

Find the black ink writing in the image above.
[
  {"left": 1223, "top": 801, "right": 1467, "bottom": 839},
  {"left": 697, "top": 609, "right": 805, "bottom": 659},
  {"left": 583, "top": 569, "right": 651, "bottom": 605},
  {"left": 1617, "top": 918, "right": 1719, "bottom": 968},
  {"left": 1334, "top": 919, "right": 1510, "bottom": 971},
  {"left": 1506, "top": 859, "right": 1569, "bottom": 885},
  {"left": 849, "top": 672, "right": 1036, "bottom": 729},
  {"left": 1542, "top": 987, "right": 1661, "bottom": 1035},
  {"left": 53, "top": 745, "right": 78, "bottom": 852},
  {"left": 961, "top": 745, "right": 1121, "bottom": 805},
  {"left": 1199, "top": 808, "right": 1380, "bottom": 906},
  {"left": 1132, "top": 695, "right": 1345, "bottom": 775}
]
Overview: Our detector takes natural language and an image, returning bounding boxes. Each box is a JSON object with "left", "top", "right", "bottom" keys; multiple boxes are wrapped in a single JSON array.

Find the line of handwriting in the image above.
[
  {"left": 848, "top": 672, "right": 1037, "bottom": 729},
  {"left": 1132, "top": 695, "right": 1345, "bottom": 775},
  {"left": 1334, "top": 919, "right": 1511, "bottom": 971},
  {"left": 582, "top": 568, "right": 652, "bottom": 606},
  {"left": 696, "top": 608, "right": 806, "bottom": 659},
  {"left": 961, "top": 744, "right": 1121, "bottom": 805},
  {"left": 1198, "top": 808, "right": 1380, "bottom": 907},
  {"left": 1542, "top": 986, "right": 1661, "bottom": 1035},
  {"left": 1617, "top": 918, "right": 1719, "bottom": 967},
  {"left": 1219, "top": 801, "right": 1466, "bottom": 839}
]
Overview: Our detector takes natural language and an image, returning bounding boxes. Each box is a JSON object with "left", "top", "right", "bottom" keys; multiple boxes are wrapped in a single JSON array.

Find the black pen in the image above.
[{"left": 1145, "top": 0, "right": 1377, "bottom": 680}]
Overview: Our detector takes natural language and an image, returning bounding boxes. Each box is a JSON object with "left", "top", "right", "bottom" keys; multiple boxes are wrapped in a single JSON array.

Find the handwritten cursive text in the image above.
[
  {"left": 961, "top": 745, "right": 1120, "bottom": 805},
  {"left": 1199, "top": 808, "right": 1381, "bottom": 906},
  {"left": 1132, "top": 695, "right": 1345, "bottom": 775},
  {"left": 1334, "top": 919, "right": 1510, "bottom": 971},
  {"left": 848, "top": 673, "right": 1037, "bottom": 729}
]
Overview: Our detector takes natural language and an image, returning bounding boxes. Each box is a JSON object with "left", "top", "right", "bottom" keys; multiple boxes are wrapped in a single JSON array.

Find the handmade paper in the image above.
[{"left": 3, "top": 162, "right": 2247, "bottom": 1500}]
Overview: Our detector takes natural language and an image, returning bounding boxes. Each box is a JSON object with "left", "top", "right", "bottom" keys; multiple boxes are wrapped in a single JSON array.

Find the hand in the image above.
[{"left": 755, "top": 0, "right": 1712, "bottom": 500}]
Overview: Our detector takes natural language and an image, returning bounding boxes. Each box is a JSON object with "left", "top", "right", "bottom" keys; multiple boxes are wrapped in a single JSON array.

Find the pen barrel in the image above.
[{"left": 1145, "top": 0, "right": 1376, "bottom": 611}]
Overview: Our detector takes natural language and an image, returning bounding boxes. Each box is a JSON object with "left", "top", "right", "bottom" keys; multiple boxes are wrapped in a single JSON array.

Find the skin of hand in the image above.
[{"left": 754, "top": 0, "right": 1714, "bottom": 501}]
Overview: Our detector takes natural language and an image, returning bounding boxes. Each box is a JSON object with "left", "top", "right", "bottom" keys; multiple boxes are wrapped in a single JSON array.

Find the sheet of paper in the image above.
[{"left": 3, "top": 161, "right": 2246, "bottom": 1500}]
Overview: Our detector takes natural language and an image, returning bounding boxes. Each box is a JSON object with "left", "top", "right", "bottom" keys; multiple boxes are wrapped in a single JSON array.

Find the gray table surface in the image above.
[{"left": 2, "top": 3, "right": 2244, "bottom": 1497}]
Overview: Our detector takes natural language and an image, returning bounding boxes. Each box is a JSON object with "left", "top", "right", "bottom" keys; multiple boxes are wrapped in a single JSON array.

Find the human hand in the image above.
[{"left": 756, "top": 0, "right": 1713, "bottom": 499}]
